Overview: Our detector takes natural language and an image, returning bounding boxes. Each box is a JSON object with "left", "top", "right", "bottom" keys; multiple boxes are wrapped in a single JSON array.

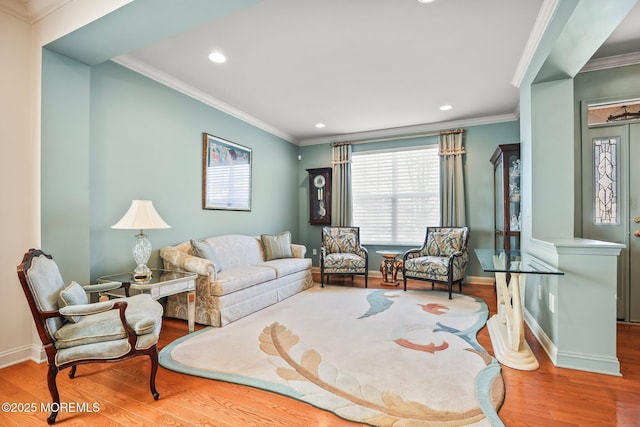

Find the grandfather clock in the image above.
[{"left": 306, "top": 168, "right": 332, "bottom": 225}]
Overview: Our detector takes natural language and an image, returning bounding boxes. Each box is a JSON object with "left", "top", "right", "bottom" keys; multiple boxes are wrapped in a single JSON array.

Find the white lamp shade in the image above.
[{"left": 111, "top": 200, "right": 171, "bottom": 230}]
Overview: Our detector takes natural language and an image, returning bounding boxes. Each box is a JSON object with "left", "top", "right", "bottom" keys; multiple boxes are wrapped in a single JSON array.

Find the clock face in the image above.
[{"left": 314, "top": 175, "right": 326, "bottom": 188}]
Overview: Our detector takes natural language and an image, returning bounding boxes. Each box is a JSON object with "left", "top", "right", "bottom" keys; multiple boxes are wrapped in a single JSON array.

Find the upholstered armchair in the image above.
[
  {"left": 402, "top": 227, "right": 470, "bottom": 299},
  {"left": 320, "top": 226, "right": 368, "bottom": 287},
  {"left": 16, "top": 249, "right": 163, "bottom": 424}
]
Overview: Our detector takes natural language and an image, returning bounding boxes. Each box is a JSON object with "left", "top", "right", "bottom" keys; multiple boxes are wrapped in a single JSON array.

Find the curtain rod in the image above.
[{"left": 331, "top": 128, "right": 464, "bottom": 147}]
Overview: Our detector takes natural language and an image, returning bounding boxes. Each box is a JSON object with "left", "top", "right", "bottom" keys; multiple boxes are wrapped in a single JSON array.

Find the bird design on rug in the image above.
[
  {"left": 357, "top": 290, "right": 400, "bottom": 319},
  {"left": 418, "top": 303, "right": 449, "bottom": 315},
  {"left": 394, "top": 337, "right": 449, "bottom": 354}
]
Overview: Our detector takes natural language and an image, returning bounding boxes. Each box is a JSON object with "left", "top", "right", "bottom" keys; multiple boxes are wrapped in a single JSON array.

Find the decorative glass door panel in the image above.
[{"left": 593, "top": 137, "right": 619, "bottom": 225}]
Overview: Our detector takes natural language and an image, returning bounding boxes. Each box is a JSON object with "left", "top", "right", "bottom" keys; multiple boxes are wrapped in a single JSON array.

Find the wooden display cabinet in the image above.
[{"left": 491, "top": 144, "right": 521, "bottom": 250}]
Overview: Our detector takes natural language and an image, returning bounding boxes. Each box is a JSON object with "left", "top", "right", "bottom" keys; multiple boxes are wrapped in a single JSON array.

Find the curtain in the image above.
[
  {"left": 331, "top": 144, "right": 352, "bottom": 226},
  {"left": 439, "top": 130, "right": 466, "bottom": 226}
]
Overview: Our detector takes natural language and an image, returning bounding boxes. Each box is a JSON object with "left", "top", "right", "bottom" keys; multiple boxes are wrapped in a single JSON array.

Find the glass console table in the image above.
[{"left": 474, "top": 249, "right": 563, "bottom": 370}]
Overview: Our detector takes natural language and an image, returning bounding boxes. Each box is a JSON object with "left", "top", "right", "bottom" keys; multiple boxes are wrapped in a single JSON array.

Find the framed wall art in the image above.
[
  {"left": 306, "top": 167, "right": 331, "bottom": 225},
  {"left": 202, "top": 133, "right": 252, "bottom": 211}
]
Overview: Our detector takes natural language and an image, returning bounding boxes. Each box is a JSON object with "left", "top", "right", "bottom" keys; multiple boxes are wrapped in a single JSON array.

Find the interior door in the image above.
[
  {"left": 628, "top": 123, "right": 640, "bottom": 322},
  {"left": 582, "top": 125, "right": 629, "bottom": 320}
]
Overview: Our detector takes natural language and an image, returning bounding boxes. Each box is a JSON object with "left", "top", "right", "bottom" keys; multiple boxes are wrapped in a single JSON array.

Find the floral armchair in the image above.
[
  {"left": 402, "top": 227, "right": 470, "bottom": 299},
  {"left": 320, "top": 226, "right": 368, "bottom": 288},
  {"left": 16, "top": 249, "right": 163, "bottom": 424}
]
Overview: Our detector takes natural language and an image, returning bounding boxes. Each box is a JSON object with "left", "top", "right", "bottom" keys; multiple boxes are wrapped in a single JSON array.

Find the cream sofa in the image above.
[{"left": 159, "top": 234, "right": 313, "bottom": 327}]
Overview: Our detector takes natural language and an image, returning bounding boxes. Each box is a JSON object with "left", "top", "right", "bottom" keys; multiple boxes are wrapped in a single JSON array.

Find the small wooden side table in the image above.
[{"left": 376, "top": 250, "right": 402, "bottom": 286}]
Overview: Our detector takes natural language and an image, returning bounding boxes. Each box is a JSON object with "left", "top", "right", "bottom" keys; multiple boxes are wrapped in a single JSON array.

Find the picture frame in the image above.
[{"left": 202, "top": 133, "right": 252, "bottom": 211}]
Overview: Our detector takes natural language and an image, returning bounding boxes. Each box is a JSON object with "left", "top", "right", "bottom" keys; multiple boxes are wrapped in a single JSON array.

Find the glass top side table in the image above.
[
  {"left": 474, "top": 249, "right": 563, "bottom": 370},
  {"left": 98, "top": 269, "right": 197, "bottom": 333}
]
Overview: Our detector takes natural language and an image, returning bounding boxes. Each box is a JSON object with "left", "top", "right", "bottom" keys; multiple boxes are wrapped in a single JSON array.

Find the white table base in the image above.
[{"left": 488, "top": 267, "right": 539, "bottom": 370}]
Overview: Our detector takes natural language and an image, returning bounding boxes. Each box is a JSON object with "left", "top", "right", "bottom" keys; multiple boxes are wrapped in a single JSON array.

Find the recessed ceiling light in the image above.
[
  {"left": 418, "top": 0, "right": 436, "bottom": 3},
  {"left": 439, "top": 105, "right": 453, "bottom": 111},
  {"left": 315, "top": 123, "right": 326, "bottom": 128},
  {"left": 208, "top": 51, "right": 227, "bottom": 64}
]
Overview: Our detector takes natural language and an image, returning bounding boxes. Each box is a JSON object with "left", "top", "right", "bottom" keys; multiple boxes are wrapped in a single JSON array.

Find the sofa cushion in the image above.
[
  {"left": 204, "top": 235, "right": 264, "bottom": 270},
  {"left": 191, "top": 239, "right": 223, "bottom": 272},
  {"left": 260, "top": 257, "right": 312, "bottom": 278},
  {"left": 58, "top": 281, "right": 89, "bottom": 323},
  {"left": 261, "top": 231, "right": 294, "bottom": 261},
  {"left": 209, "top": 265, "right": 277, "bottom": 297}
]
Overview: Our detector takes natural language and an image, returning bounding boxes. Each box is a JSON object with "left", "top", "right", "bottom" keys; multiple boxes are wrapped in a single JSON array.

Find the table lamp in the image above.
[{"left": 112, "top": 200, "right": 171, "bottom": 281}]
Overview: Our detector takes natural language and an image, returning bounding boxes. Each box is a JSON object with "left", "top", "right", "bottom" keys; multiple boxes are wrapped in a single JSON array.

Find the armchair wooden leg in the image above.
[
  {"left": 68, "top": 365, "right": 77, "bottom": 379},
  {"left": 149, "top": 347, "right": 160, "bottom": 401},
  {"left": 46, "top": 364, "right": 60, "bottom": 424},
  {"left": 403, "top": 276, "right": 407, "bottom": 291}
]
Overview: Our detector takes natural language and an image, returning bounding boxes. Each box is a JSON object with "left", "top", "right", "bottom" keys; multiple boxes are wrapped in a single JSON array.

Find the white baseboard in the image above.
[
  {"left": 467, "top": 276, "right": 495, "bottom": 286},
  {"left": 312, "top": 268, "right": 495, "bottom": 286},
  {"left": 524, "top": 307, "right": 620, "bottom": 375},
  {"left": 0, "top": 343, "right": 44, "bottom": 369},
  {"left": 523, "top": 307, "right": 558, "bottom": 364}
]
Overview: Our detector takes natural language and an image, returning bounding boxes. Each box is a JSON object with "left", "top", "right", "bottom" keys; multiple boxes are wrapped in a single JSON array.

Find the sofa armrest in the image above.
[
  {"left": 291, "top": 244, "right": 307, "bottom": 258},
  {"left": 160, "top": 246, "right": 217, "bottom": 281}
]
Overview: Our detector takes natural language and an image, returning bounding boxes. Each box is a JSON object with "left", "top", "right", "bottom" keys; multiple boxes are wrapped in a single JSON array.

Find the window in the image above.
[{"left": 351, "top": 146, "right": 440, "bottom": 245}]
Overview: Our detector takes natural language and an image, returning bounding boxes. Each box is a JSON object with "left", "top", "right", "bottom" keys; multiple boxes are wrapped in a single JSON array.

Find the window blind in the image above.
[{"left": 351, "top": 146, "right": 440, "bottom": 245}]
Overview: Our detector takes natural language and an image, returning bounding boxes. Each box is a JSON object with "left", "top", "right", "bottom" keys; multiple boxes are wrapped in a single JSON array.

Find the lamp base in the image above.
[
  {"left": 132, "top": 231, "right": 152, "bottom": 282},
  {"left": 133, "top": 264, "right": 152, "bottom": 282}
]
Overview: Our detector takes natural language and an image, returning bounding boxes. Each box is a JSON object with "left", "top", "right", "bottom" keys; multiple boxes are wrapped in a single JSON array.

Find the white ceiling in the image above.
[
  {"left": 117, "top": 0, "right": 546, "bottom": 144},
  {"left": 7, "top": 0, "right": 640, "bottom": 145}
]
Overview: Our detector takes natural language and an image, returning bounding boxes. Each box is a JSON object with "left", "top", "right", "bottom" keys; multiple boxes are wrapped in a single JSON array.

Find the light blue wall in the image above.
[
  {"left": 42, "top": 51, "right": 301, "bottom": 282},
  {"left": 298, "top": 120, "right": 520, "bottom": 278},
  {"left": 42, "top": 47, "right": 520, "bottom": 284},
  {"left": 41, "top": 48, "right": 92, "bottom": 282}
]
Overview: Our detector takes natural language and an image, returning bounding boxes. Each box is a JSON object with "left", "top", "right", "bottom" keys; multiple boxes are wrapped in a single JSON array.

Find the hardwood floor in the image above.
[{"left": 1, "top": 277, "right": 639, "bottom": 426}]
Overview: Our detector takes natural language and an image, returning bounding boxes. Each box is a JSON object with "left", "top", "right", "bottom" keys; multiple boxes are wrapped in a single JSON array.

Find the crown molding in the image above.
[
  {"left": 580, "top": 51, "right": 640, "bottom": 73},
  {"left": 298, "top": 113, "right": 519, "bottom": 146},
  {"left": 25, "top": 0, "right": 71, "bottom": 23},
  {"left": 511, "top": 0, "right": 559, "bottom": 88},
  {"left": 0, "top": 0, "right": 72, "bottom": 23},
  {"left": 115, "top": 52, "right": 519, "bottom": 147},
  {"left": 113, "top": 55, "right": 296, "bottom": 144},
  {"left": 0, "top": 0, "right": 29, "bottom": 21}
]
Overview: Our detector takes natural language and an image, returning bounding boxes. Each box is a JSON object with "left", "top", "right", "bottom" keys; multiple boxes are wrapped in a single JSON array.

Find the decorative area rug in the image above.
[{"left": 160, "top": 285, "right": 504, "bottom": 426}]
